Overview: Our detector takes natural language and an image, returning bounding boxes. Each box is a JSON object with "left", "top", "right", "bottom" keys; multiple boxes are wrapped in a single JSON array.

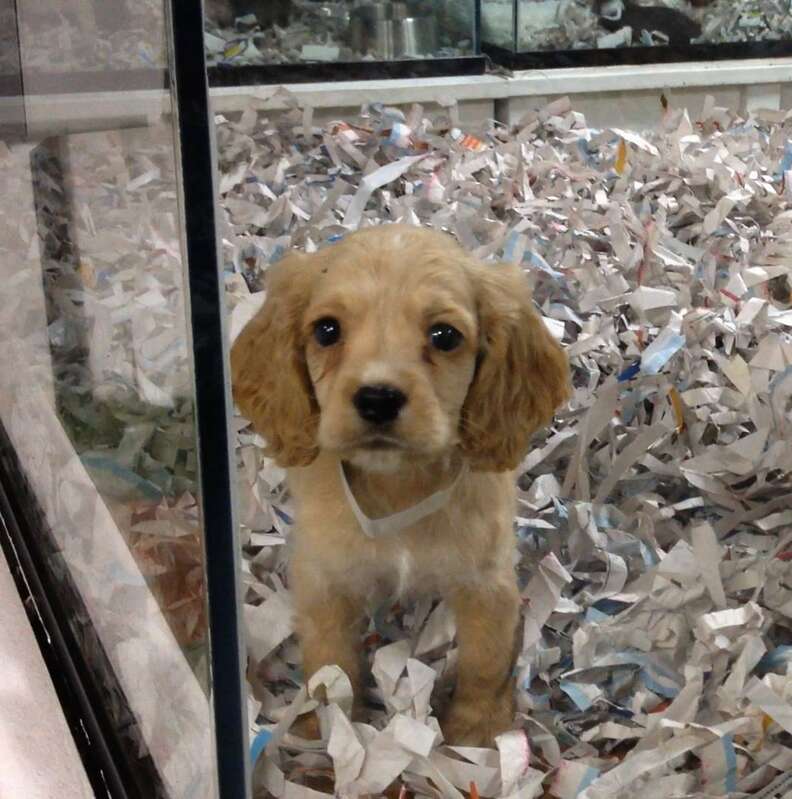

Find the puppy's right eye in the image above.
[
  {"left": 429, "top": 323, "right": 463, "bottom": 352},
  {"left": 313, "top": 317, "right": 341, "bottom": 347}
]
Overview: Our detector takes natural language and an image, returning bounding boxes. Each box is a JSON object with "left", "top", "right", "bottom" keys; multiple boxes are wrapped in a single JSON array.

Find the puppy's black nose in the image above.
[{"left": 353, "top": 384, "right": 407, "bottom": 425}]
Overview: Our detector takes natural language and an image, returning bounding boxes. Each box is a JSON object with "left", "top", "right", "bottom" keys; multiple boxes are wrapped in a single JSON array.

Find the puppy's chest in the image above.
[
  {"left": 365, "top": 543, "right": 445, "bottom": 602},
  {"left": 355, "top": 525, "right": 475, "bottom": 603},
  {"left": 388, "top": 549, "right": 419, "bottom": 599}
]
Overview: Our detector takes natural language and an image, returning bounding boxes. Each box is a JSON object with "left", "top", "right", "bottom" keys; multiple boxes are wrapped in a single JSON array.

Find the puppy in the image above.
[{"left": 232, "top": 225, "right": 569, "bottom": 746}]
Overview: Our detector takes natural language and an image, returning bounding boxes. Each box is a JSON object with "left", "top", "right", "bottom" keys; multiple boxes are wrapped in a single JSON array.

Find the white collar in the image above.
[{"left": 338, "top": 459, "right": 466, "bottom": 539}]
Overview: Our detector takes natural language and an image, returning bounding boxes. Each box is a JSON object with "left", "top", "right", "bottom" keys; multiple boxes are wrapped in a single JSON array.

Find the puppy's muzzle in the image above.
[{"left": 353, "top": 384, "right": 407, "bottom": 425}]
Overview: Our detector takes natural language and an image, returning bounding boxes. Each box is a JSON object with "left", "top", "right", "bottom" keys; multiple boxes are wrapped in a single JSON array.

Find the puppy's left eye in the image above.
[
  {"left": 313, "top": 317, "right": 341, "bottom": 347},
  {"left": 429, "top": 323, "right": 463, "bottom": 352}
]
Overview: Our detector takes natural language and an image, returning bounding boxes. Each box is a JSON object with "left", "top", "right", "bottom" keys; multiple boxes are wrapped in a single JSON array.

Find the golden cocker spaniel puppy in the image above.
[{"left": 232, "top": 225, "right": 569, "bottom": 746}]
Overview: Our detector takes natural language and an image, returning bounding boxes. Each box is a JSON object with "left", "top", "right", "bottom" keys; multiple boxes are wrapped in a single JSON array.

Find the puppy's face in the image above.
[
  {"left": 231, "top": 225, "right": 570, "bottom": 473},
  {"left": 303, "top": 231, "right": 478, "bottom": 470}
]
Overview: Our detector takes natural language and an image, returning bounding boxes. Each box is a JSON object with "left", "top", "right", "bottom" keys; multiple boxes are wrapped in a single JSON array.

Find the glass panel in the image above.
[
  {"left": 16, "top": 0, "right": 166, "bottom": 78},
  {"left": 203, "top": 0, "right": 476, "bottom": 66},
  {"left": 482, "top": 0, "right": 517, "bottom": 50},
  {"left": 479, "top": 0, "right": 792, "bottom": 55},
  {"left": 0, "top": 2, "right": 219, "bottom": 797}
]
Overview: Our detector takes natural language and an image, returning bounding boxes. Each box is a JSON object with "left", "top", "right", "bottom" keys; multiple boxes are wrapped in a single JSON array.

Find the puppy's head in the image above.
[{"left": 231, "top": 226, "right": 569, "bottom": 472}]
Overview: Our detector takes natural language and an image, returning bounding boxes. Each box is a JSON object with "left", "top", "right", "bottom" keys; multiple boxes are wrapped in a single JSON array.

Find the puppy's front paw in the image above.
[
  {"left": 441, "top": 695, "right": 514, "bottom": 747},
  {"left": 290, "top": 700, "right": 367, "bottom": 741},
  {"left": 291, "top": 710, "right": 322, "bottom": 740}
]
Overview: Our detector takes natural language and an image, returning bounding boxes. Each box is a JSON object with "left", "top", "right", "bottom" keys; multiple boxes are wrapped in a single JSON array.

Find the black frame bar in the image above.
[
  {"left": 168, "top": 2, "right": 250, "bottom": 798},
  {"left": 482, "top": 39, "right": 792, "bottom": 71},
  {"left": 1, "top": 57, "right": 487, "bottom": 96},
  {"left": 208, "top": 56, "right": 486, "bottom": 86}
]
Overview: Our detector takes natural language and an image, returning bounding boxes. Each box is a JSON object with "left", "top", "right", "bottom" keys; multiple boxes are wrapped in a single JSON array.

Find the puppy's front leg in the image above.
[
  {"left": 291, "top": 568, "right": 365, "bottom": 710},
  {"left": 443, "top": 578, "right": 520, "bottom": 746}
]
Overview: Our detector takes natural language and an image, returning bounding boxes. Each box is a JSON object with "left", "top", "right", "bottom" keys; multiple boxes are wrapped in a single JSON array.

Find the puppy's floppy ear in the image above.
[
  {"left": 460, "top": 261, "right": 570, "bottom": 472},
  {"left": 231, "top": 253, "right": 320, "bottom": 467}
]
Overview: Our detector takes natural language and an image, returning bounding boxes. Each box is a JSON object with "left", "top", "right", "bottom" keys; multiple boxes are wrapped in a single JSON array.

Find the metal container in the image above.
[
  {"left": 349, "top": 2, "right": 438, "bottom": 59},
  {"left": 394, "top": 15, "right": 438, "bottom": 57}
]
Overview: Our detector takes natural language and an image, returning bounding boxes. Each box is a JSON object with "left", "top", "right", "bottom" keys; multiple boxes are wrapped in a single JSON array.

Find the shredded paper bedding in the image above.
[{"left": 219, "top": 94, "right": 792, "bottom": 798}]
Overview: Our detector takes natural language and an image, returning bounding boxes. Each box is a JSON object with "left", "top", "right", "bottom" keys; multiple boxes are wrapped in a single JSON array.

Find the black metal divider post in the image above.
[{"left": 167, "top": 1, "right": 250, "bottom": 798}]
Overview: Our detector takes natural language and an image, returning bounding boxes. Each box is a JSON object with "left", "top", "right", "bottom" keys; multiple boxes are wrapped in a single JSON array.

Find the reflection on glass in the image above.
[
  {"left": 204, "top": 0, "right": 476, "bottom": 65},
  {"left": 481, "top": 0, "right": 792, "bottom": 54},
  {"left": 0, "top": 2, "right": 218, "bottom": 798},
  {"left": 0, "top": 0, "right": 24, "bottom": 138},
  {"left": 16, "top": 0, "right": 166, "bottom": 75}
]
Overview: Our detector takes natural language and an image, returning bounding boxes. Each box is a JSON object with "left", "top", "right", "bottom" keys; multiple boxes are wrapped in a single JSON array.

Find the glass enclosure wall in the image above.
[
  {"left": 0, "top": 2, "right": 221, "bottom": 797},
  {"left": 203, "top": 0, "right": 478, "bottom": 68},
  {"left": 482, "top": 0, "right": 792, "bottom": 61}
]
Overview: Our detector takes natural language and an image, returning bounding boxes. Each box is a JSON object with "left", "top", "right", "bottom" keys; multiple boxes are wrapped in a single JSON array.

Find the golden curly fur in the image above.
[{"left": 232, "top": 225, "right": 569, "bottom": 745}]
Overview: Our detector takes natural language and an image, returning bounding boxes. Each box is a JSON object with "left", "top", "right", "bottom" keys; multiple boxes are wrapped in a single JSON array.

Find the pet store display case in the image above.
[
  {"left": 7, "top": 0, "right": 792, "bottom": 798},
  {"left": 4, "top": 0, "right": 486, "bottom": 101},
  {"left": 480, "top": 0, "right": 792, "bottom": 69},
  {"left": 0, "top": 1, "right": 248, "bottom": 799},
  {"left": 203, "top": 0, "right": 487, "bottom": 85}
]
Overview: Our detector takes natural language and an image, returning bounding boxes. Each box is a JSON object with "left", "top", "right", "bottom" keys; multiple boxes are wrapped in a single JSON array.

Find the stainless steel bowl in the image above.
[
  {"left": 395, "top": 15, "right": 437, "bottom": 57},
  {"left": 349, "top": 2, "right": 438, "bottom": 58}
]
